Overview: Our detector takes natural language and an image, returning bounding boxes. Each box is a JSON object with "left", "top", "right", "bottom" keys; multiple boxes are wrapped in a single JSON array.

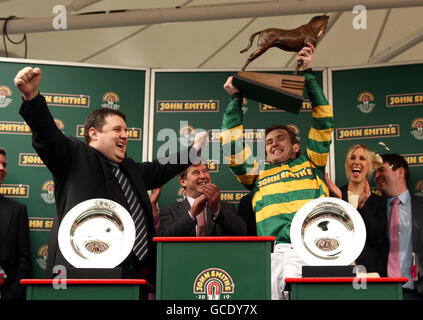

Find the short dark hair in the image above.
[
  {"left": 179, "top": 168, "right": 189, "bottom": 180},
  {"left": 84, "top": 108, "right": 126, "bottom": 143},
  {"left": 179, "top": 162, "right": 208, "bottom": 180},
  {"left": 0, "top": 146, "right": 6, "bottom": 156},
  {"left": 264, "top": 124, "right": 301, "bottom": 157},
  {"left": 381, "top": 153, "right": 409, "bottom": 183}
]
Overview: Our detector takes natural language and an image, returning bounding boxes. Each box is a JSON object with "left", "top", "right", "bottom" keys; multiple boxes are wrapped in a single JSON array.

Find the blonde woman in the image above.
[
  {"left": 326, "top": 144, "right": 385, "bottom": 275},
  {"left": 325, "top": 144, "right": 382, "bottom": 209}
]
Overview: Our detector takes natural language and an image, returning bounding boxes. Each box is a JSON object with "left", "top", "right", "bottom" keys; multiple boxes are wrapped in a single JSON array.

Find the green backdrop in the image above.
[
  {"left": 1, "top": 58, "right": 422, "bottom": 280},
  {"left": 331, "top": 63, "right": 423, "bottom": 194},
  {"left": 150, "top": 69, "right": 324, "bottom": 208}
]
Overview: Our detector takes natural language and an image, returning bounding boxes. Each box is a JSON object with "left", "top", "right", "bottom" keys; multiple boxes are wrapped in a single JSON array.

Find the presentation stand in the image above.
[
  {"left": 154, "top": 236, "right": 275, "bottom": 300},
  {"left": 20, "top": 279, "right": 154, "bottom": 300},
  {"left": 286, "top": 277, "right": 408, "bottom": 300}
]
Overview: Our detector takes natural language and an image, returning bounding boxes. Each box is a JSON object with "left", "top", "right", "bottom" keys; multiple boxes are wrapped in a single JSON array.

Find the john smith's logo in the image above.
[
  {"left": 176, "top": 187, "right": 185, "bottom": 202},
  {"left": 179, "top": 124, "right": 195, "bottom": 147},
  {"left": 36, "top": 245, "right": 48, "bottom": 270},
  {"left": 41, "top": 180, "right": 55, "bottom": 204},
  {"left": 411, "top": 118, "right": 423, "bottom": 140},
  {"left": 193, "top": 268, "right": 235, "bottom": 300},
  {"left": 101, "top": 92, "right": 120, "bottom": 110},
  {"left": 0, "top": 86, "right": 13, "bottom": 108},
  {"left": 357, "top": 92, "right": 375, "bottom": 113}
]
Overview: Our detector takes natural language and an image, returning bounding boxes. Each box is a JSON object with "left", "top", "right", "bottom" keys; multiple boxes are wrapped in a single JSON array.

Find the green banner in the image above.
[
  {"left": 151, "top": 70, "right": 324, "bottom": 208},
  {"left": 2, "top": 59, "right": 422, "bottom": 281},
  {"left": 331, "top": 63, "right": 423, "bottom": 195}
]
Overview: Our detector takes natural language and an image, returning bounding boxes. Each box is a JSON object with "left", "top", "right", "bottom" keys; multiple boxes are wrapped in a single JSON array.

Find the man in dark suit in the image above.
[
  {"left": 237, "top": 193, "right": 257, "bottom": 236},
  {"left": 0, "top": 147, "right": 31, "bottom": 300},
  {"left": 14, "top": 67, "right": 206, "bottom": 284},
  {"left": 364, "top": 154, "right": 423, "bottom": 300},
  {"left": 158, "top": 162, "right": 247, "bottom": 236}
]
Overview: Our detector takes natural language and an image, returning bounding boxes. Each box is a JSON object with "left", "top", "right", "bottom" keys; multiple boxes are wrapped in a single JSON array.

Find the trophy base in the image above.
[
  {"left": 65, "top": 267, "right": 124, "bottom": 279},
  {"left": 233, "top": 71, "right": 305, "bottom": 114},
  {"left": 302, "top": 265, "right": 356, "bottom": 278}
]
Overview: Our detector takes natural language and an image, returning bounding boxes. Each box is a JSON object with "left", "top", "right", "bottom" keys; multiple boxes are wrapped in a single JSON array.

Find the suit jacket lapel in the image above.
[
  {"left": 0, "top": 196, "right": 12, "bottom": 244},
  {"left": 119, "top": 159, "right": 156, "bottom": 239},
  {"left": 411, "top": 194, "right": 423, "bottom": 249},
  {"left": 120, "top": 159, "right": 149, "bottom": 210},
  {"left": 206, "top": 207, "right": 216, "bottom": 235},
  {"left": 180, "top": 199, "right": 192, "bottom": 217},
  {"left": 182, "top": 199, "right": 197, "bottom": 236},
  {"left": 380, "top": 197, "right": 389, "bottom": 240}
]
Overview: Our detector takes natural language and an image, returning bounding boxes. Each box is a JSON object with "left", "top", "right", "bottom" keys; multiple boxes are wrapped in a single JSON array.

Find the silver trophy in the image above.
[
  {"left": 58, "top": 198, "right": 135, "bottom": 268},
  {"left": 290, "top": 197, "right": 366, "bottom": 266}
]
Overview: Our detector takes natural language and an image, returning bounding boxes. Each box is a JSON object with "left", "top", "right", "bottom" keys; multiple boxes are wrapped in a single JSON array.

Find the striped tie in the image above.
[{"left": 111, "top": 164, "right": 149, "bottom": 262}]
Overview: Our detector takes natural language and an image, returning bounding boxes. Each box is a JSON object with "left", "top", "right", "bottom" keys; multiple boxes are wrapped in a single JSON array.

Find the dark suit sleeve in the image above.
[
  {"left": 134, "top": 148, "right": 199, "bottom": 191},
  {"left": 4, "top": 204, "right": 31, "bottom": 300},
  {"left": 158, "top": 203, "right": 196, "bottom": 236},
  {"left": 411, "top": 195, "right": 423, "bottom": 294},
  {"left": 213, "top": 203, "right": 247, "bottom": 236},
  {"left": 355, "top": 193, "right": 388, "bottom": 276},
  {"left": 19, "top": 94, "right": 71, "bottom": 176},
  {"left": 236, "top": 194, "right": 257, "bottom": 236},
  {"left": 358, "top": 194, "right": 386, "bottom": 244}
]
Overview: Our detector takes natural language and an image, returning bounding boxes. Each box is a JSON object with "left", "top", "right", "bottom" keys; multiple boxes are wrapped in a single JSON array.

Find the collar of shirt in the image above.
[
  {"left": 186, "top": 195, "right": 196, "bottom": 208},
  {"left": 387, "top": 189, "right": 410, "bottom": 207}
]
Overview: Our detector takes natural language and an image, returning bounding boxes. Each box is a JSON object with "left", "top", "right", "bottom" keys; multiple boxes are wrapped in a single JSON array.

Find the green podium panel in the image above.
[
  {"left": 286, "top": 277, "right": 408, "bottom": 300},
  {"left": 155, "top": 236, "right": 275, "bottom": 300},
  {"left": 21, "top": 279, "right": 153, "bottom": 300}
]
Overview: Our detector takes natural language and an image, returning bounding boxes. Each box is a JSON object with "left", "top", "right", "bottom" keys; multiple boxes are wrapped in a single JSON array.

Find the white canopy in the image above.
[{"left": 1, "top": 0, "right": 423, "bottom": 69}]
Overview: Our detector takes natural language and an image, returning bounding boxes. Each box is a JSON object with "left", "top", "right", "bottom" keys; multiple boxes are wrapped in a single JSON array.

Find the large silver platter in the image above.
[
  {"left": 58, "top": 198, "right": 135, "bottom": 268},
  {"left": 290, "top": 197, "right": 366, "bottom": 266}
]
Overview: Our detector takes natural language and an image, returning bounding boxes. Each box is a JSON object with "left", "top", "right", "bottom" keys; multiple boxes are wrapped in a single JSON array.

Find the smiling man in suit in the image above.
[
  {"left": 158, "top": 162, "right": 247, "bottom": 237},
  {"left": 0, "top": 147, "right": 31, "bottom": 300},
  {"left": 14, "top": 67, "right": 207, "bottom": 285},
  {"left": 370, "top": 153, "right": 423, "bottom": 300}
]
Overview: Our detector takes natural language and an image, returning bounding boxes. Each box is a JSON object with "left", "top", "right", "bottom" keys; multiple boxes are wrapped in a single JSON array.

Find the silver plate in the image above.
[
  {"left": 290, "top": 197, "right": 366, "bottom": 266},
  {"left": 58, "top": 198, "right": 135, "bottom": 268}
]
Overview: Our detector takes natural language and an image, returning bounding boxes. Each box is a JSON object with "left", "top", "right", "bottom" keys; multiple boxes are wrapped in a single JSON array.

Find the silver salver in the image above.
[
  {"left": 58, "top": 198, "right": 135, "bottom": 268},
  {"left": 290, "top": 197, "right": 366, "bottom": 266}
]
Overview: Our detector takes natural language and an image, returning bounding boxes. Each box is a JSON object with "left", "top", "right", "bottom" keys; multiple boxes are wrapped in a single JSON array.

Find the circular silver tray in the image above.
[
  {"left": 58, "top": 198, "right": 135, "bottom": 268},
  {"left": 290, "top": 197, "right": 366, "bottom": 266}
]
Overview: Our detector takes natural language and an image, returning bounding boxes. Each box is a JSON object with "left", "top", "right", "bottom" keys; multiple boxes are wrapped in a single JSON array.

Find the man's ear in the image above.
[
  {"left": 179, "top": 176, "right": 186, "bottom": 189},
  {"left": 397, "top": 167, "right": 406, "bottom": 180},
  {"left": 293, "top": 143, "right": 300, "bottom": 154},
  {"left": 88, "top": 127, "right": 98, "bottom": 143}
]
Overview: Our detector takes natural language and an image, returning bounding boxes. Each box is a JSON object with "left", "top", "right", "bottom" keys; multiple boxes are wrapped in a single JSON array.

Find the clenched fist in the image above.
[{"left": 14, "top": 67, "right": 42, "bottom": 101}]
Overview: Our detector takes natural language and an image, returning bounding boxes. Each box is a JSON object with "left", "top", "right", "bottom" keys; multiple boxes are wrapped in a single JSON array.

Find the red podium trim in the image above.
[
  {"left": 153, "top": 236, "right": 275, "bottom": 242},
  {"left": 20, "top": 279, "right": 154, "bottom": 290},
  {"left": 285, "top": 277, "right": 408, "bottom": 283}
]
